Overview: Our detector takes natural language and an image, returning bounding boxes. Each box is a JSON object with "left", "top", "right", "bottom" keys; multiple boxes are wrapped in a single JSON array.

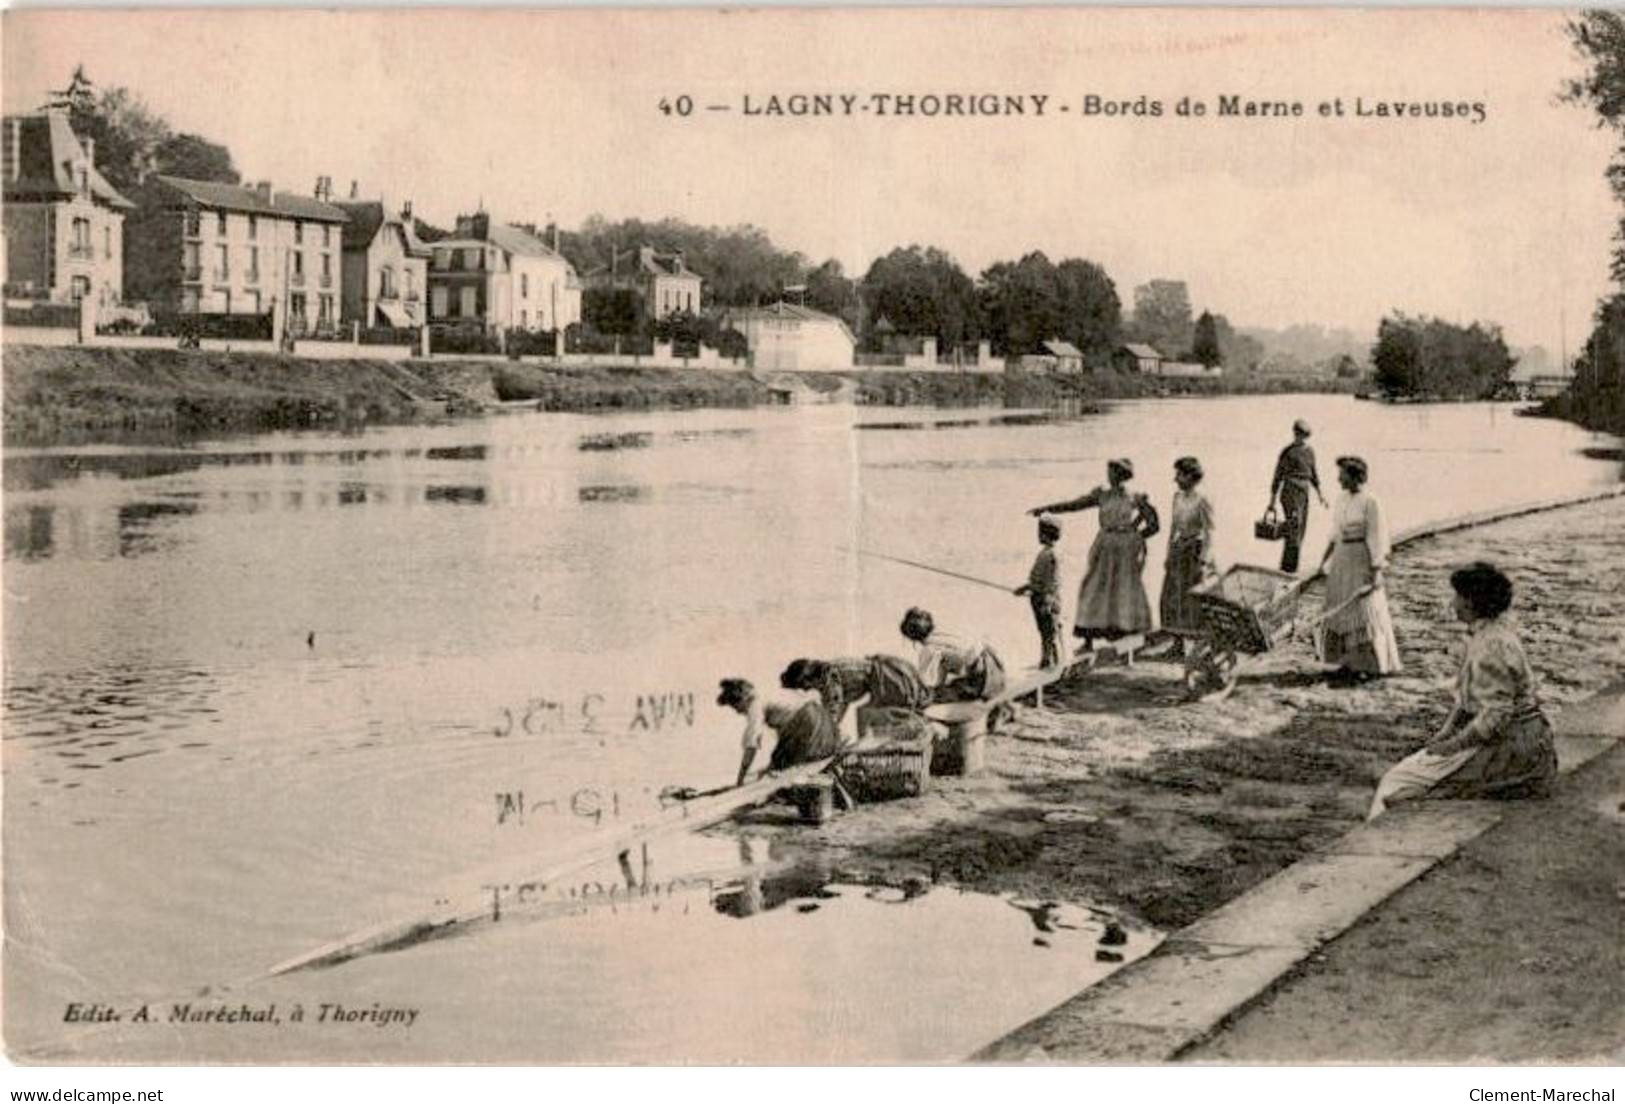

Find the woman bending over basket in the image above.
[
  {"left": 1030, "top": 458, "right": 1159, "bottom": 651},
  {"left": 1312, "top": 455, "right": 1401, "bottom": 683},
  {"left": 1367, "top": 562, "right": 1556, "bottom": 820},
  {"left": 779, "top": 654, "right": 930, "bottom": 740}
]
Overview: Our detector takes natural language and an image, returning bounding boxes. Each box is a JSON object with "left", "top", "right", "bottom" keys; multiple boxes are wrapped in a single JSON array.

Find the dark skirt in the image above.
[
  {"left": 865, "top": 654, "right": 931, "bottom": 711},
  {"left": 1432, "top": 709, "right": 1558, "bottom": 800},
  {"left": 1159, "top": 536, "right": 1206, "bottom": 635},
  {"left": 767, "top": 701, "right": 842, "bottom": 772}
]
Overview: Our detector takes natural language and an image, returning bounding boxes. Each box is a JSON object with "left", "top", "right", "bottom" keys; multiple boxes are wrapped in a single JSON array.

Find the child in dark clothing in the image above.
[{"left": 1014, "top": 516, "right": 1063, "bottom": 669}]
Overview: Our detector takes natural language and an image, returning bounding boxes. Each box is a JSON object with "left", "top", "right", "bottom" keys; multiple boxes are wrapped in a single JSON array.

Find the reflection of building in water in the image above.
[{"left": 711, "top": 839, "right": 838, "bottom": 920}]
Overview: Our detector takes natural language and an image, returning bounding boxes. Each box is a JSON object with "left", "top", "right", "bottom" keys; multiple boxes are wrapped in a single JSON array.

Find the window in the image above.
[
  {"left": 404, "top": 269, "right": 416, "bottom": 300},
  {"left": 321, "top": 253, "right": 332, "bottom": 287},
  {"left": 216, "top": 212, "right": 227, "bottom": 236},
  {"left": 247, "top": 215, "right": 257, "bottom": 241},
  {"left": 294, "top": 221, "right": 304, "bottom": 245},
  {"left": 215, "top": 244, "right": 229, "bottom": 281},
  {"left": 463, "top": 248, "right": 480, "bottom": 271},
  {"left": 246, "top": 290, "right": 260, "bottom": 314},
  {"left": 183, "top": 242, "right": 201, "bottom": 279},
  {"left": 380, "top": 266, "right": 395, "bottom": 298},
  {"left": 459, "top": 286, "right": 477, "bottom": 318},
  {"left": 293, "top": 252, "right": 304, "bottom": 274},
  {"left": 686, "top": 291, "right": 693, "bottom": 312},
  {"left": 521, "top": 273, "right": 529, "bottom": 299},
  {"left": 184, "top": 210, "right": 201, "bottom": 237},
  {"left": 70, "top": 275, "right": 91, "bottom": 301},
  {"left": 290, "top": 293, "right": 307, "bottom": 319},
  {"left": 70, "top": 218, "right": 92, "bottom": 258},
  {"left": 319, "top": 295, "right": 333, "bottom": 325},
  {"left": 322, "top": 225, "right": 331, "bottom": 248},
  {"left": 181, "top": 287, "right": 200, "bottom": 312},
  {"left": 431, "top": 285, "right": 448, "bottom": 317},
  {"left": 104, "top": 226, "right": 113, "bottom": 259},
  {"left": 247, "top": 246, "right": 259, "bottom": 281}
]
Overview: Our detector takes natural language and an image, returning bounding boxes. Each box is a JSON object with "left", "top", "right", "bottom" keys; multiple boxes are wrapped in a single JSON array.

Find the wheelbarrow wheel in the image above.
[{"left": 1183, "top": 642, "right": 1239, "bottom": 703}]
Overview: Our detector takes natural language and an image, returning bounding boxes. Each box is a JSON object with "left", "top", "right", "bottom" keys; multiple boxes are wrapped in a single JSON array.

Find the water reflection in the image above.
[
  {"left": 424, "top": 485, "right": 488, "bottom": 506},
  {"left": 578, "top": 485, "right": 648, "bottom": 504}
]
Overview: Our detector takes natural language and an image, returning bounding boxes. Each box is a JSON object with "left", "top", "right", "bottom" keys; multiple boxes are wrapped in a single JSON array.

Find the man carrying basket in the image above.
[{"left": 1265, "top": 419, "right": 1328, "bottom": 574}]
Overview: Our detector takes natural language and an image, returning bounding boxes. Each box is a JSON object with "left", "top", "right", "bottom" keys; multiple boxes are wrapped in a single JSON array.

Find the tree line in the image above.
[{"left": 1556, "top": 12, "right": 1625, "bottom": 433}]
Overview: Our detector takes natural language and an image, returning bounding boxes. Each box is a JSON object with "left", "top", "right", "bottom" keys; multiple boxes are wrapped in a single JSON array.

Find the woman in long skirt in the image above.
[
  {"left": 1157, "top": 456, "right": 1217, "bottom": 657},
  {"left": 779, "top": 654, "right": 930, "bottom": 738},
  {"left": 1368, "top": 562, "right": 1556, "bottom": 818},
  {"left": 1030, "top": 458, "right": 1159, "bottom": 648},
  {"left": 1313, "top": 455, "right": 1402, "bottom": 681}
]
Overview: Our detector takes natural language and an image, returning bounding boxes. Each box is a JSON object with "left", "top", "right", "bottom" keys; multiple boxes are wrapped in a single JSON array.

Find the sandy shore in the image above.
[{"left": 728, "top": 492, "right": 1625, "bottom": 932}]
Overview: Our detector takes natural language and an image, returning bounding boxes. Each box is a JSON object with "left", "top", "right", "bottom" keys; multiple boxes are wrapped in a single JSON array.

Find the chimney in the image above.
[
  {"left": 349, "top": 179, "right": 359, "bottom": 200},
  {"left": 401, "top": 199, "right": 413, "bottom": 221},
  {"left": 255, "top": 180, "right": 273, "bottom": 203},
  {"left": 313, "top": 175, "right": 332, "bottom": 201}
]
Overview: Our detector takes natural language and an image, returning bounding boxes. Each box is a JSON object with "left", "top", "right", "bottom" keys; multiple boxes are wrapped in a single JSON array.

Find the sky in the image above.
[{"left": 2, "top": 6, "right": 1616, "bottom": 353}]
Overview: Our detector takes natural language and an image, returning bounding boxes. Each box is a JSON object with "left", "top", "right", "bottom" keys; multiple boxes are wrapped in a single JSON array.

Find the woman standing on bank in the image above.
[
  {"left": 1368, "top": 562, "right": 1556, "bottom": 818},
  {"left": 1030, "top": 458, "right": 1159, "bottom": 650},
  {"left": 1314, "top": 455, "right": 1402, "bottom": 681},
  {"left": 1157, "top": 456, "right": 1217, "bottom": 657}
]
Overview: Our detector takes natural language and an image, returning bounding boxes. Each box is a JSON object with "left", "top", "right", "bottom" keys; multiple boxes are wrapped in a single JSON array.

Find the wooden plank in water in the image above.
[{"left": 263, "top": 756, "right": 834, "bottom": 978}]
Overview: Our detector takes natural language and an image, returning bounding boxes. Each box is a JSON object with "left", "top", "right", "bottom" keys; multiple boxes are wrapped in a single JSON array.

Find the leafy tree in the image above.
[
  {"left": 860, "top": 245, "right": 982, "bottom": 348},
  {"left": 1191, "top": 310, "right": 1222, "bottom": 367},
  {"left": 804, "top": 259, "right": 861, "bottom": 331},
  {"left": 1560, "top": 13, "right": 1625, "bottom": 431},
  {"left": 583, "top": 287, "right": 645, "bottom": 340},
  {"left": 979, "top": 252, "right": 1062, "bottom": 356},
  {"left": 1053, "top": 258, "right": 1121, "bottom": 360},
  {"left": 1129, "top": 279, "right": 1194, "bottom": 356},
  {"left": 1371, "top": 312, "right": 1515, "bottom": 399},
  {"left": 1211, "top": 313, "right": 1264, "bottom": 371},
  {"left": 560, "top": 216, "right": 805, "bottom": 308}
]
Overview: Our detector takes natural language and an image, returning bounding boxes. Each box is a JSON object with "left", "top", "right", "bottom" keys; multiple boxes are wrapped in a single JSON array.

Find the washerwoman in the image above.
[
  {"left": 1313, "top": 455, "right": 1402, "bottom": 681},
  {"left": 779, "top": 655, "right": 930, "bottom": 740},
  {"left": 1368, "top": 562, "right": 1556, "bottom": 818},
  {"left": 1157, "top": 456, "right": 1217, "bottom": 657},
  {"left": 1030, "top": 458, "right": 1159, "bottom": 650}
]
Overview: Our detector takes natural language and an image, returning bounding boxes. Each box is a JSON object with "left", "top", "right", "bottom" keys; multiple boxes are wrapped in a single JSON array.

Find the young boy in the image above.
[{"left": 1013, "top": 516, "right": 1063, "bottom": 669}]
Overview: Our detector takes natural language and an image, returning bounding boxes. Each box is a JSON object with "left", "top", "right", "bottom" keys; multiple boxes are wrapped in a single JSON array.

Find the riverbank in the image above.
[
  {"left": 724, "top": 492, "right": 1625, "bottom": 933},
  {"left": 1184, "top": 740, "right": 1624, "bottom": 1063},
  {"left": 3, "top": 343, "right": 1361, "bottom": 445}
]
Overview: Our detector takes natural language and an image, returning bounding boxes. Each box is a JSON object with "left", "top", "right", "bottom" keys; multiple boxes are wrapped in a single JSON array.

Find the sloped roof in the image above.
[
  {"left": 1121, "top": 342, "right": 1163, "bottom": 359},
  {"left": 332, "top": 200, "right": 430, "bottom": 256},
  {"left": 485, "top": 222, "right": 564, "bottom": 260},
  {"left": 3, "top": 113, "right": 134, "bottom": 209},
  {"left": 154, "top": 175, "right": 348, "bottom": 223},
  {"left": 725, "top": 301, "right": 856, "bottom": 344},
  {"left": 1042, "top": 340, "right": 1083, "bottom": 358}
]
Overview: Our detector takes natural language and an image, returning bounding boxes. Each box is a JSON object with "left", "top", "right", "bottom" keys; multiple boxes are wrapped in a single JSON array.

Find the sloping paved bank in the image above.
[
  {"left": 726, "top": 492, "right": 1625, "bottom": 936},
  {"left": 1182, "top": 738, "right": 1624, "bottom": 1063}
]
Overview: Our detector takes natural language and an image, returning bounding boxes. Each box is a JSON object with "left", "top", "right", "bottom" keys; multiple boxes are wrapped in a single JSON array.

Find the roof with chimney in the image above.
[
  {"left": 331, "top": 200, "right": 430, "bottom": 256},
  {"left": 152, "top": 175, "right": 348, "bottom": 223},
  {"left": 586, "top": 245, "right": 701, "bottom": 279},
  {"left": 2, "top": 112, "right": 134, "bottom": 209}
]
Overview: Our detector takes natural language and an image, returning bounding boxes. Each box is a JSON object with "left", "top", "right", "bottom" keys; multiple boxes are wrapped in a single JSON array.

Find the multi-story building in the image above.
[
  {"left": 583, "top": 244, "right": 703, "bottom": 320},
  {"left": 132, "top": 175, "right": 348, "bottom": 332},
  {"left": 2, "top": 111, "right": 133, "bottom": 307},
  {"left": 426, "top": 213, "right": 581, "bottom": 333},
  {"left": 332, "top": 185, "right": 430, "bottom": 328}
]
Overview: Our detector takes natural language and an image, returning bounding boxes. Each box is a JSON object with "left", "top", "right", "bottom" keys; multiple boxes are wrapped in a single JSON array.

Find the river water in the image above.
[{"left": 3, "top": 393, "right": 1618, "bottom": 1061}]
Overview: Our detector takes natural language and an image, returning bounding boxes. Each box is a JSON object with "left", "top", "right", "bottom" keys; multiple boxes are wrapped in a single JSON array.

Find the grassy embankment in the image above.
[{"left": 4, "top": 344, "right": 1362, "bottom": 445}]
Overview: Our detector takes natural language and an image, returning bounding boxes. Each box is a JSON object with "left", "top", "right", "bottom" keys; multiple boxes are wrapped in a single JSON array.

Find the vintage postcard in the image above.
[{"left": 2, "top": 6, "right": 1623, "bottom": 1071}]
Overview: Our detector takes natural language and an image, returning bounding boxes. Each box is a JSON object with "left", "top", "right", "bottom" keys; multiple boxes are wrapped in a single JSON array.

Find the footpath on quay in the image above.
[{"left": 975, "top": 487, "right": 1625, "bottom": 1064}]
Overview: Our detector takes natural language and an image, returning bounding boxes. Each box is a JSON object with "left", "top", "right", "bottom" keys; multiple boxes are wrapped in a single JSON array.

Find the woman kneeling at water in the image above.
[
  {"left": 898, "top": 607, "right": 1007, "bottom": 705},
  {"left": 779, "top": 655, "right": 930, "bottom": 738},
  {"left": 1367, "top": 562, "right": 1557, "bottom": 820},
  {"left": 718, "top": 678, "right": 841, "bottom": 787}
]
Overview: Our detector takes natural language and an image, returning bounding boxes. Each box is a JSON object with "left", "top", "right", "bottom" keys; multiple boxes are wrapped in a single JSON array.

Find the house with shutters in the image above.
[
  {"left": 583, "top": 244, "right": 703, "bottom": 319},
  {"left": 331, "top": 184, "right": 430, "bottom": 329},
  {"left": 2, "top": 111, "right": 134, "bottom": 308},
  {"left": 131, "top": 175, "right": 348, "bottom": 333},
  {"left": 426, "top": 212, "right": 581, "bottom": 333}
]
